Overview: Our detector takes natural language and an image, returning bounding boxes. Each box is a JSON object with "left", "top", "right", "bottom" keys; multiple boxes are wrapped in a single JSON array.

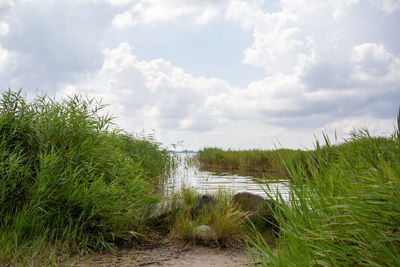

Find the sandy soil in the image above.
[{"left": 67, "top": 244, "right": 254, "bottom": 267}]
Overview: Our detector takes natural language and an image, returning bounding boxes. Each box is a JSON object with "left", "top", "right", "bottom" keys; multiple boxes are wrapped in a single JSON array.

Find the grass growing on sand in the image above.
[
  {"left": 163, "top": 188, "right": 277, "bottom": 249},
  {"left": 250, "top": 116, "right": 400, "bottom": 265},
  {"left": 166, "top": 188, "right": 250, "bottom": 247},
  {"left": 0, "top": 90, "right": 173, "bottom": 266}
]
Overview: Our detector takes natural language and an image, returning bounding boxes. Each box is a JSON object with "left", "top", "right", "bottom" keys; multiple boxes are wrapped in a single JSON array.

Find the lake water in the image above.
[{"left": 163, "top": 153, "right": 291, "bottom": 201}]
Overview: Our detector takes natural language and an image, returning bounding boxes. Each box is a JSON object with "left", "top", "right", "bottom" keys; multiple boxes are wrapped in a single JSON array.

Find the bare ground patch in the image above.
[{"left": 66, "top": 243, "right": 253, "bottom": 267}]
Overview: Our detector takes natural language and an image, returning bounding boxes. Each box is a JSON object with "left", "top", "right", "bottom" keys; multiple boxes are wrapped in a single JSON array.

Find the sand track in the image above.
[{"left": 68, "top": 244, "right": 253, "bottom": 267}]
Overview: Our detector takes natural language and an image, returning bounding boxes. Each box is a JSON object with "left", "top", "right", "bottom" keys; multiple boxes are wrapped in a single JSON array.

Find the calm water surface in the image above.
[{"left": 163, "top": 153, "right": 290, "bottom": 201}]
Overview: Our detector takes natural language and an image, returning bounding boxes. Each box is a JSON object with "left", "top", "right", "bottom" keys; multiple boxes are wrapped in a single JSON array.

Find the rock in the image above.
[
  {"left": 192, "top": 194, "right": 217, "bottom": 213},
  {"left": 192, "top": 225, "right": 216, "bottom": 240},
  {"left": 232, "top": 191, "right": 275, "bottom": 220},
  {"left": 148, "top": 199, "right": 184, "bottom": 219}
]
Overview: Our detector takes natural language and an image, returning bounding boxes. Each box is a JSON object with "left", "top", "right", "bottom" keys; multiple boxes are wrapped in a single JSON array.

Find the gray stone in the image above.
[
  {"left": 192, "top": 225, "right": 216, "bottom": 240},
  {"left": 192, "top": 194, "right": 217, "bottom": 212},
  {"left": 232, "top": 191, "right": 275, "bottom": 220},
  {"left": 148, "top": 199, "right": 184, "bottom": 219}
]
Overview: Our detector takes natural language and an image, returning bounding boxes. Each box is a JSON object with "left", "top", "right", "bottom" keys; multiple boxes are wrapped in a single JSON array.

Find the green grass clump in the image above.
[
  {"left": 167, "top": 189, "right": 249, "bottom": 247},
  {"left": 196, "top": 147, "right": 310, "bottom": 178},
  {"left": 0, "top": 90, "right": 172, "bottom": 265},
  {"left": 251, "top": 126, "right": 400, "bottom": 265}
]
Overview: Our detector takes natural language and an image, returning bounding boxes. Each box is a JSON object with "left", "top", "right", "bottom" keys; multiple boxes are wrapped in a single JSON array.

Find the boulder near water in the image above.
[
  {"left": 192, "top": 194, "right": 217, "bottom": 213},
  {"left": 232, "top": 191, "right": 275, "bottom": 221},
  {"left": 148, "top": 199, "right": 184, "bottom": 219}
]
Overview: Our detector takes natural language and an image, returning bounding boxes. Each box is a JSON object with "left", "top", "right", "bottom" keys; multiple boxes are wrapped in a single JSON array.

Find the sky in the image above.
[{"left": 0, "top": 0, "right": 399, "bottom": 150}]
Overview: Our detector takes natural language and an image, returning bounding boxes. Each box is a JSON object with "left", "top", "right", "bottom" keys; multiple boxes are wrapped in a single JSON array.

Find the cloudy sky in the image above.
[{"left": 0, "top": 0, "right": 399, "bottom": 150}]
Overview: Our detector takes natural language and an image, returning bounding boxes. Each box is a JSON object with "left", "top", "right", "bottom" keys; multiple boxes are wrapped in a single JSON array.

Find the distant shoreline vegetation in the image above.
[
  {"left": 168, "top": 150, "right": 197, "bottom": 154},
  {"left": 195, "top": 147, "right": 313, "bottom": 178}
]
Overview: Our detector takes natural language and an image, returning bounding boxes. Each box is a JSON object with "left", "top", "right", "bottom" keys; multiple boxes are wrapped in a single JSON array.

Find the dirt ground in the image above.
[{"left": 67, "top": 244, "right": 255, "bottom": 267}]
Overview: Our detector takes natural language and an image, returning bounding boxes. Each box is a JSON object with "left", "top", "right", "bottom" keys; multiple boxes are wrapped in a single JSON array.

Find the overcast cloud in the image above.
[{"left": 0, "top": 0, "right": 399, "bottom": 150}]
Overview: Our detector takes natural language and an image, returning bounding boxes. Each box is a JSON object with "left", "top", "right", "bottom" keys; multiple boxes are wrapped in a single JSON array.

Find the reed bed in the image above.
[
  {"left": 0, "top": 90, "right": 173, "bottom": 265},
  {"left": 196, "top": 147, "right": 311, "bottom": 178},
  {"left": 250, "top": 122, "right": 400, "bottom": 265}
]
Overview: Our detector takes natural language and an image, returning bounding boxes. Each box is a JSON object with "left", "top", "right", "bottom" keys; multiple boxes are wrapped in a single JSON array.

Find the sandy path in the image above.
[{"left": 68, "top": 244, "right": 254, "bottom": 267}]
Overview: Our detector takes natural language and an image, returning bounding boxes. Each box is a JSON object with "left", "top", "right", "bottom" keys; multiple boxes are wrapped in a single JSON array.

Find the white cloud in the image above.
[
  {"left": 0, "top": 0, "right": 13, "bottom": 34},
  {"left": 0, "top": 0, "right": 13, "bottom": 7},
  {"left": 65, "top": 40, "right": 398, "bottom": 146},
  {"left": 369, "top": 0, "right": 400, "bottom": 13},
  {"left": 226, "top": 0, "right": 364, "bottom": 74},
  {"left": 1, "top": 0, "right": 399, "bottom": 149},
  {"left": 110, "top": 0, "right": 234, "bottom": 28},
  {"left": 1, "top": 0, "right": 115, "bottom": 89},
  {"left": 112, "top": 11, "right": 137, "bottom": 28},
  {"left": 225, "top": 1, "right": 264, "bottom": 29},
  {"left": 59, "top": 42, "right": 231, "bottom": 134},
  {"left": 222, "top": 1, "right": 399, "bottom": 121},
  {"left": 324, "top": 115, "right": 394, "bottom": 136},
  {"left": 104, "top": 0, "right": 134, "bottom": 6},
  {"left": 352, "top": 43, "right": 400, "bottom": 82},
  {"left": 101, "top": 42, "right": 136, "bottom": 72},
  {"left": 195, "top": 7, "right": 220, "bottom": 25},
  {"left": 0, "top": 44, "right": 16, "bottom": 74},
  {"left": 57, "top": 0, "right": 400, "bottom": 148},
  {"left": 0, "top": 22, "right": 9, "bottom": 35}
]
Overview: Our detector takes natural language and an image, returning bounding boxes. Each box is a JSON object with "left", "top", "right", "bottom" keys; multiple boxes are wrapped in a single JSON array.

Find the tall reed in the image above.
[
  {"left": 250, "top": 121, "right": 400, "bottom": 265},
  {"left": 0, "top": 90, "right": 172, "bottom": 265}
]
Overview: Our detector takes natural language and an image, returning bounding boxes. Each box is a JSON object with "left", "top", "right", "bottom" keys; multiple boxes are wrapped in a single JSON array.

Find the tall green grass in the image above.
[
  {"left": 251, "top": 122, "right": 400, "bottom": 265},
  {"left": 196, "top": 147, "right": 311, "bottom": 178},
  {"left": 0, "top": 90, "right": 173, "bottom": 265}
]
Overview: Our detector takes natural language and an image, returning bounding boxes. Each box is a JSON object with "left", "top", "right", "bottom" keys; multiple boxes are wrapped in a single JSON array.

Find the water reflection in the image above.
[{"left": 164, "top": 153, "right": 290, "bottom": 201}]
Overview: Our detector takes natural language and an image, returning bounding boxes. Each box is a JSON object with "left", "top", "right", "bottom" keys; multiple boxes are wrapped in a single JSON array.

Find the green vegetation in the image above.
[
  {"left": 0, "top": 90, "right": 173, "bottom": 265},
  {"left": 251, "top": 126, "right": 400, "bottom": 265},
  {"left": 166, "top": 188, "right": 251, "bottom": 247},
  {"left": 196, "top": 147, "right": 311, "bottom": 178},
  {"left": 3, "top": 88, "right": 399, "bottom": 266}
]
